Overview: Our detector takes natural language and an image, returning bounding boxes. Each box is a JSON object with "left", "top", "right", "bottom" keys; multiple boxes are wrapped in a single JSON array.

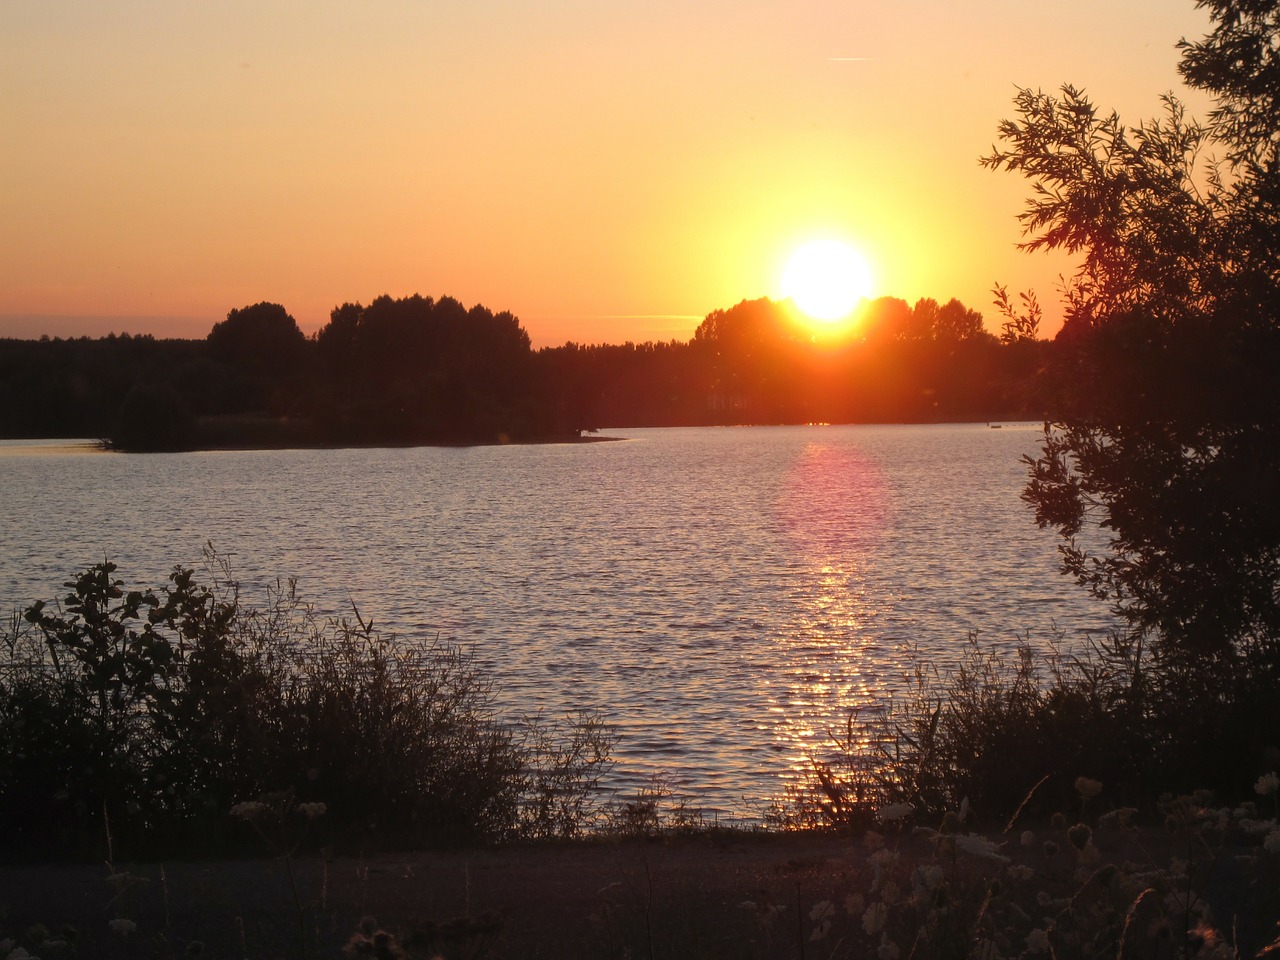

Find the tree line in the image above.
[{"left": 0, "top": 291, "right": 1056, "bottom": 450}]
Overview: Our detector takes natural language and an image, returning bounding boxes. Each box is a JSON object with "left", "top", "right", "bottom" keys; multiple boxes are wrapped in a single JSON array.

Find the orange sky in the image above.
[{"left": 1, "top": 2, "right": 1213, "bottom": 347}]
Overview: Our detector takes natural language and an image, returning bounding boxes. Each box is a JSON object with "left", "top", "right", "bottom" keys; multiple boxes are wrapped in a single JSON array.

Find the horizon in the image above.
[{"left": 1, "top": 1, "right": 1213, "bottom": 349}]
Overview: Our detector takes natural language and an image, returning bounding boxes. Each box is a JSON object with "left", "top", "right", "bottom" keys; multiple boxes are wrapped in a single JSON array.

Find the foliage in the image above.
[
  {"left": 982, "top": 0, "right": 1280, "bottom": 775},
  {"left": 759, "top": 783, "right": 1280, "bottom": 960},
  {"left": 0, "top": 554, "right": 615, "bottom": 861}
]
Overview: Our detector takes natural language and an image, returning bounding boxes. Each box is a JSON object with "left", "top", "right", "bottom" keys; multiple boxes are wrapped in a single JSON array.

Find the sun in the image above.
[{"left": 781, "top": 240, "right": 873, "bottom": 323}]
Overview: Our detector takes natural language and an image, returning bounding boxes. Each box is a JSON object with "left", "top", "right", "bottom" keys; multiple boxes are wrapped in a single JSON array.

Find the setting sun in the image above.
[{"left": 780, "top": 240, "right": 874, "bottom": 323}]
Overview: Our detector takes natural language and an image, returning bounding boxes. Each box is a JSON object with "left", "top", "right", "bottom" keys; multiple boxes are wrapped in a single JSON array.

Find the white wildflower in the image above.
[
  {"left": 954, "top": 833, "right": 1010, "bottom": 863},
  {"left": 1020, "top": 829, "right": 1036, "bottom": 847},
  {"left": 1265, "top": 827, "right": 1280, "bottom": 854},
  {"left": 1074, "top": 776, "right": 1103, "bottom": 799},
  {"left": 868, "top": 847, "right": 898, "bottom": 892},
  {"left": 877, "top": 802, "right": 914, "bottom": 823},
  {"left": 230, "top": 800, "right": 267, "bottom": 820},
  {"left": 868, "top": 848, "right": 898, "bottom": 869},
  {"left": 809, "top": 900, "right": 835, "bottom": 922},
  {"left": 1238, "top": 817, "right": 1276, "bottom": 836},
  {"left": 108, "top": 918, "right": 136, "bottom": 937},
  {"left": 862, "top": 900, "right": 889, "bottom": 935},
  {"left": 809, "top": 899, "right": 835, "bottom": 941},
  {"left": 6, "top": 947, "right": 36, "bottom": 960},
  {"left": 1007, "top": 864, "right": 1035, "bottom": 883},
  {"left": 296, "top": 801, "right": 326, "bottom": 819},
  {"left": 1255, "top": 772, "right": 1279, "bottom": 796},
  {"left": 1025, "top": 927, "right": 1051, "bottom": 954}
]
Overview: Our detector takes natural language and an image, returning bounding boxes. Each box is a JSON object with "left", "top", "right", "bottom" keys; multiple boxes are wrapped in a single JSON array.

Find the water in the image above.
[{"left": 0, "top": 425, "right": 1115, "bottom": 818}]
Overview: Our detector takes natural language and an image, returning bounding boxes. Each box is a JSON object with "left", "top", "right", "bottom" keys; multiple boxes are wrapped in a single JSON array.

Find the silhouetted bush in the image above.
[
  {"left": 0, "top": 554, "right": 613, "bottom": 861},
  {"left": 775, "top": 633, "right": 1278, "bottom": 831},
  {"left": 111, "top": 382, "right": 195, "bottom": 451}
]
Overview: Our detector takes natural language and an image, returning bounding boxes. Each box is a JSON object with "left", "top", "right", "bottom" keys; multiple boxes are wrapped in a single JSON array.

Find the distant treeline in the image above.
[{"left": 0, "top": 293, "right": 1055, "bottom": 450}]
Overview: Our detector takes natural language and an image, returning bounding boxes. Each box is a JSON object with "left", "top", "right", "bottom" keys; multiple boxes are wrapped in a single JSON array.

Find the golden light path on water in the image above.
[{"left": 769, "top": 440, "right": 895, "bottom": 796}]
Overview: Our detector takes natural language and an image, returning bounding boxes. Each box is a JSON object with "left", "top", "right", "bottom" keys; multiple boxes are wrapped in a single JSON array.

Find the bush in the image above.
[
  {"left": 777, "top": 632, "right": 1279, "bottom": 832},
  {"left": 0, "top": 553, "right": 614, "bottom": 861}
]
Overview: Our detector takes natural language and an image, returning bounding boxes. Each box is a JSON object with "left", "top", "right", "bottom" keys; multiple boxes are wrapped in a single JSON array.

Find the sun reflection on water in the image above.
[{"left": 771, "top": 440, "right": 897, "bottom": 797}]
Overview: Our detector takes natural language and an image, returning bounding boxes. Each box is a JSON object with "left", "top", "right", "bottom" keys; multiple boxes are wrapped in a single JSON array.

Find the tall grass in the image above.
[{"left": 0, "top": 551, "right": 614, "bottom": 861}]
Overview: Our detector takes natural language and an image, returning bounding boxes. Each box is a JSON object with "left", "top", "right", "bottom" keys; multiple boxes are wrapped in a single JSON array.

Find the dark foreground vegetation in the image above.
[
  {"left": 2, "top": 560, "right": 1280, "bottom": 959},
  {"left": 0, "top": 292, "right": 1047, "bottom": 451},
  {"left": 0, "top": 554, "right": 615, "bottom": 864}
]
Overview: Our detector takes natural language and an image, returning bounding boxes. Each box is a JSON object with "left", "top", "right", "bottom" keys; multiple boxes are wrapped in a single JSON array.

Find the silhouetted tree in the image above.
[
  {"left": 984, "top": 0, "right": 1280, "bottom": 787},
  {"left": 207, "top": 302, "right": 306, "bottom": 375},
  {"left": 934, "top": 298, "right": 986, "bottom": 341}
]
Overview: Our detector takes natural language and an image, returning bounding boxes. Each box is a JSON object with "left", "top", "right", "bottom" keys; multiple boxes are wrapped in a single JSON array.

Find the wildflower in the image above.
[
  {"left": 954, "top": 833, "right": 1010, "bottom": 863},
  {"left": 1006, "top": 864, "right": 1035, "bottom": 883},
  {"left": 863, "top": 829, "right": 885, "bottom": 850},
  {"left": 1025, "top": 927, "right": 1051, "bottom": 954},
  {"left": 868, "top": 848, "right": 898, "bottom": 892},
  {"left": 868, "top": 848, "right": 898, "bottom": 869},
  {"left": 881, "top": 880, "right": 902, "bottom": 905},
  {"left": 809, "top": 899, "right": 835, "bottom": 941},
  {"left": 108, "top": 918, "right": 136, "bottom": 937},
  {"left": 1237, "top": 817, "right": 1276, "bottom": 836},
  {"left": 296, "top": 802, "right": 327, "bottom": 819},
  {"left": 877, "top": 935, "right": 901, "bottom": 960},
  {"left": 809, "top": 900, "right": 835, "bottom": 922},
  {"left": 1020, "top": 829, "right": 1035, "bottom": 847},
  {"left": 844, "top": 891, "right": 865, "bottom": 916},
  {"left": 1256, "top": 772, "right": 1279, "bottom": 796},
  {"left": 1098, "top": 807, "right": 1138, "bottom": 828},
  {"left": 230, "top": 801, "right": 267, "bottom": 821},
  {"left": 877, "top": 802, "right": 913, "bottom": 823},
  {"left": 1074, "top": 777, "right": 1103, "bottom": 800},
  {"left": 6, "top": 948, "right": 36, "bottom": 960},
  {"left": 862, "top": 901, "right": 889, "bottom": 935},
  {"left": 1265, "top": 827, "right": 1280, "bottom": 854}
]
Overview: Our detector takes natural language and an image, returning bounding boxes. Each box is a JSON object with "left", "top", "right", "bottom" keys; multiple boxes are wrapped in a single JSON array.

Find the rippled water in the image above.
[{"left": 0, "top": 425, "right": 1115, "bottom": 818}]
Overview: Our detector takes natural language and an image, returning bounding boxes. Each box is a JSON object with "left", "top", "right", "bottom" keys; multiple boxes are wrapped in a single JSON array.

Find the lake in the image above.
[{"left": 0, "top": 424, "right": 1115, "bottom": 819}]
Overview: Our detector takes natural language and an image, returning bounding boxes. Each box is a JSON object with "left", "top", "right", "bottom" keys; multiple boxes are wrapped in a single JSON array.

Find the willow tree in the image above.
[{"left": 983, "top": 0, "right": 1280, "bottom": 775}]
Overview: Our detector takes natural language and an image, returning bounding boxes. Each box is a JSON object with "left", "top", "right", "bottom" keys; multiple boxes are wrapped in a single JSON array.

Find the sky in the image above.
[{"left": 1, "top": 1, "right": 1215, "bottom": 348}]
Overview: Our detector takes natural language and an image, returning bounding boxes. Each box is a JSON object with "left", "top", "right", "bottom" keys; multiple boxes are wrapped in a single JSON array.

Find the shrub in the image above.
[
  {"left": 0, "top": 553, "right": 614, "bottom": 860},
  {"left": 774, "top": 631, "right": 1273, "bottom": 831}
]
